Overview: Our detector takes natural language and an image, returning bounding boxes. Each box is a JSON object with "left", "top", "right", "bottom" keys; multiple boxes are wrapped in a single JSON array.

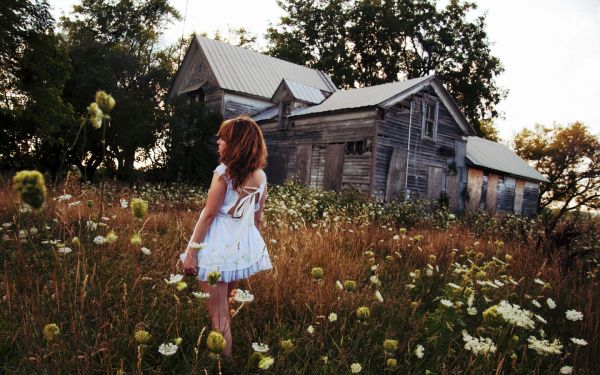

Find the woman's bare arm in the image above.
[{"left": 254, "top": 183, "right": 267, "bottom": 230}]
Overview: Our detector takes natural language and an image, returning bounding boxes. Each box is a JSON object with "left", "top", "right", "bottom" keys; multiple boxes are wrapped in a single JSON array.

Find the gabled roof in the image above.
[
  {"left": 253, "top": 106, "right": 278, "bottom": 122},
  {"left": 466, "top": 137, "right": 549, "bottom": 183},
  {"left": 195, "top": 36, "right": 336, "bottom": 99},
  {"left": 290, "top": 74, "right": 475, "bottom": 135},
  {"left": 271, "top": 79, "right": 326, "bottom": 104}
]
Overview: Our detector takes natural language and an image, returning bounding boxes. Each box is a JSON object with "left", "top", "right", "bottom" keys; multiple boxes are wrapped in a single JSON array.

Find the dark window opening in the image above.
[{"left": 345, "top": 139, "right": 372, "bottom": 155}]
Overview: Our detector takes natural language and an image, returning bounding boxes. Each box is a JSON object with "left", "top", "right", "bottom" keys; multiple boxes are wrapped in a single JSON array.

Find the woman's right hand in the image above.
[{"left": 182, "top": 251, "right": 198, "bottom": 276}]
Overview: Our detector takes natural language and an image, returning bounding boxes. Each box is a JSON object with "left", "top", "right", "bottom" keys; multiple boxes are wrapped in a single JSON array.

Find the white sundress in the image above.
[{"left": 179, "top": 163, "right": 272, "bottom": 283}]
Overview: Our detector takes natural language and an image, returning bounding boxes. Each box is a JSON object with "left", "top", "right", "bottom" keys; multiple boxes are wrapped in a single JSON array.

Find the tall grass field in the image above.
[{"left": 1, "top": 178, "right": 598, "bottom": 374}]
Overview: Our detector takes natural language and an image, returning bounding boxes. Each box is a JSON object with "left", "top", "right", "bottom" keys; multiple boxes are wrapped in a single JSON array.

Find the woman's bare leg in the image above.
[{"left": 200, "top": 281, "right": 233, "bottom": 358}]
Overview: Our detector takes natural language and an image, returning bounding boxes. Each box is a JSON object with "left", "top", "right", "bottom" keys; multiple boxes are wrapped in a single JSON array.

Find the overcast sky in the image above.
[{"left": 49, "top": 0, "right": 600, "bottom": 142}]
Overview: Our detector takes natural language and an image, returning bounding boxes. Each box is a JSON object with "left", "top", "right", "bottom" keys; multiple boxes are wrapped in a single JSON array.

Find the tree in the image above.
[
  {"left": 514, "top": 122, "right": 600, "bottom": 228},
  {"left": 59, "top": 0, "right": 180, "bottom": 181},
  {"left": 266, "top": 0, "right": 506, "bottom": 134}
]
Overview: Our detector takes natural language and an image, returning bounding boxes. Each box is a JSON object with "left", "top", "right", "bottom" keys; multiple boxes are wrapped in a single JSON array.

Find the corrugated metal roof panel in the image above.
[
  {"left": 196, "top": 36, "right": 336, "bottom": 99},
  {"left": 285, "top": 80, "right": 326, "bottom": 104},
  {"left": 291, "top": 76, "right": 432, "bottom": 116},
  {"left": 466, "top": 137, "right": 549, "bottom": 183},
  {"left": 252, "top": 106, "right": 278, "bottom": 122}
]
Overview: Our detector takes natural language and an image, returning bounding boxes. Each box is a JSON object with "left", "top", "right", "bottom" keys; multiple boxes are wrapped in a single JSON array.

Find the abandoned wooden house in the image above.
[{"left": 167, "top": 35, "right": 547, "bottom": 215}]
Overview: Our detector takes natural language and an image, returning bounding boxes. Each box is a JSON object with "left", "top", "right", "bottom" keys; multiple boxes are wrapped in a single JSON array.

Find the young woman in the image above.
[{"left": 181, "top": 116, "right": 272, "bottom": 359}]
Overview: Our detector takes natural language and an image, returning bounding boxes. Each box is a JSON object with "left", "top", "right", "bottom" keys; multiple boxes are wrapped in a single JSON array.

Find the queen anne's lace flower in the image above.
[
  {"left": 164, "top": 274, "right": 183, "bottom": 284},
  {"left": 570, "top": 337, "right": 588, "bottom": 346},
  {"left": 233, "top": 289, "right": 254, "bottom": 302},
  {"left": 350, "top": 363, "right": 362, "bottom": 373},
  {"left": 527, "top": 335, "right": 562, "bottom": 356},
  {"left": 565, "top": 309, "right": 583, "bottom": 321},
  {"left": 559, "top": 366, "right": 573, "bottom": 374},
  {"left": 496, "top": 300, "right": 535, "bottom": 329},
  {"left": 158, "top": 343, "right": 178, "bottom": 356},
  {"left": 414, "top": 344, "right": 425, "bottom": 358},
  {"left": 462, "top": 331, "right": 497, "bottom": 355}
]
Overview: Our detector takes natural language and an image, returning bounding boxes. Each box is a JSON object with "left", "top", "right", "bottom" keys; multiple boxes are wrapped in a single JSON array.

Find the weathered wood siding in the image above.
[
  {"left": 374, "top": 90, "right": 467, "bottom": 205},
  {"left": 522, "top": 181, "right": 540, "bottom": 217},
  {"left": 260, "top": 111, "right": 376, "bottom": 192},
  {"left": 223, "top": 93, "right": 272, "bottom": 119}
]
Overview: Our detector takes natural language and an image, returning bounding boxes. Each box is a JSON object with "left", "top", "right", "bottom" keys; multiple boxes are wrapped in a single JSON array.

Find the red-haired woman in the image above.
[{"left": 181, "top": 116, "right": 272, "bottom": 359}]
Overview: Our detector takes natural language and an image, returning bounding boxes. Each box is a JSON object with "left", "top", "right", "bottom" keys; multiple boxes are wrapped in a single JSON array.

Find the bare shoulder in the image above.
[{"left": 247, "top": 169, "right": 266, "bottom": 187}]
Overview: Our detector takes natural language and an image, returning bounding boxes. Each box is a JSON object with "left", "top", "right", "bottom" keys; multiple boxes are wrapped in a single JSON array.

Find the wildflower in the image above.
[
  {"left": 448, "top": 282, "right": 462, "bottom": 290},
  {"left": 570, "top": 337, "right": 587, "bottom": 346},
  {"left": 141, "top": 247, "right": 151, "bottom": 255},
  {"left": 310, "top": 267, "right": 324, "bottom": 280},
  {"left": 120, "top": 198, "right": 128, "bottom": 208},
  {"left": 440, "top": 299, "right": 453, "bottom": 308},
  {"left": 88, "top": 102, "right": 103, "bottom": 128},
  {"left": 189, "top": 242, "right": 205, "bottom": 250},
  {"left": 560, "top": 366, "right": 574, "bottom": 374},
  {"left": 173, "top": 337, "right": 182, "bottom": 345},
  {"left": 328, "top": 312, "right": 338, "bottom": 322},
  {"left": 176, "top": 281, "right": 187, "bottom": 291},
  {"left": 68, "top": 201, "right": 81, "bottom": 207},
  {"left": 344, "top": 280, "right": 357, "bottom": 292},
  {"left": 307, "top": 325, "right": 315, "bottom": 334},
  {"left": 270, "top": 239, "right": 277, "bottom": 244},
  {"left": 233, "top": 289, "right": 254, "bottom": 302},
  {"left": 535, "top": 314, "right": 547, "bottom": 324},
  {"left": 71, "top": 237, "right": 80, "bottom": 246},
  {"left": 130, "top": 233, "right": 142, "bottom": 246},
  {"left": 280, "top": 339, "right": 294, "bottom": 351},
  {"left": 399, "top": 228, "right": 406, "bottom": 235},
  {"left": 164, "top": 274, "right": 184, "bottom": 284},
  {"left": 93, "top": 235, "right": 107, "bottom": 245},
  {"left": 462, "top": 330, "right": 497, "bottom": 355},
  {"left": 467, "top": 307, "right": 478, "bottom": 315},
  {"left": 392, "top": 234, "right": 400, "bottom": 240},
  {"left": 565, "top": 309, "right": 583, "bottom": 321},
  {"left": 252, "top": 342, "right": 269, "bottom": 352},
  {"left": 414, "top": 344, "right": 425, "bottom": 358},
  {"left": 425, "top": 269, "right": 433, "bottom": 277},
  {"left": 43, "top": 323, "right": 60, "bottom": 341},
  {"left": 350, "top": 363, "right": 362, "bottom": 373},
  {"left": 13, "top": 170, "right": 46, "bottom": 209},
  {"left": 534, "top": 278, "right": 545, "bottom": 285},
  {"left": 131, "top": 198, "right": 148, "bottom": 220},
  {"left": 106, "top": 231, "right": 118, "bottom": 244},
  {"left": 135, "top": 330, "right": 151, "bottom": 344},
  {"left": 496, "top": 300, "right": 535, "bottom": 329},
  {"left": 58, "top": 247, "right": 72, "bottom": 254},
  {"left": 321, "top": 355, "right": 328, "bottom": 363},
  {"left": 207, "top": 331, "right": 226, "bottom": 354},
  {"left": 58, "top": 194, "right": 72, "bottom": 201},
  {"left": 383, "top": 339, "right": 398, "bottom": 351},
  {"left": 531, "top": 299, "right": 541, "bottom": 308},
  {"left": 527, "top": 335, "right": 562, "bottom": 356},
  {"left": 95, "top": 90, "right": 116, "bottom": 113},
  {"left": 385, "top": 255, "right": 393, "bottom": 262},
  {"left": 546, "top": 298, "right": 556, "bottom": 309},
  {"left": 373, "top": 290, "right": 384, "bottom": 302},
  {"left": 192, "top": 292, "right": 210, "bottom": 299},
  {"left": 207, "top": 271, "right": 221, "bottom": 286},
  {"left": 158, "top": 343, "right": 178, "bottom": 356},
  {"left": 258, "top": 356, "right": 275, "bottom": 370},
  {"left": 335, "top": 280, "right": 343, "bottom": 290},
  {"left": 356, "top": 306, "right": 370, "bottom": 321}
]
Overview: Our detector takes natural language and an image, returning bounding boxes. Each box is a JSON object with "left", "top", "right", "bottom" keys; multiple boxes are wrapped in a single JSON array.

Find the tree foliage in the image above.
[
  {"left": 514, "top": 122, "right": 600, "bottom": 222},
  {"left": 266, "top": 0, "right": 506, "bottom": 134}
]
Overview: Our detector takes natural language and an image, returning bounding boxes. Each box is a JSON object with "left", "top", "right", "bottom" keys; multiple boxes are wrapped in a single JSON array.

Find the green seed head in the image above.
[
  {"left": 12, "top": 170, "right": 46, "bottom": 209},
  {"left": 207, "top": 331, "right": 226, "bottom": 354}
]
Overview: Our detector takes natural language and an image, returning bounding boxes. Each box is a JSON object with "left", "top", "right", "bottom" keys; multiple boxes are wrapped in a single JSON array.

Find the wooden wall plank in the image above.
[
  {"left": 486, "top": 173, "right": 499, "bottom": 213},
  {"left": 427, "top": 166, "right": 444, "bottom": 200},
  {"left": 446, "top": 173, "right": 459, "bottom": 210},
  {"left": 467, "top": 168, "right": 484, "bottom": 211},
  {"left": 514, "top": 179, "right": 525, "bottom": 215},
  {"left": 385, "top": 148, "right": 407, "bottom": 200},
  {"left": 295, "top": 144, "right": 312, "bottom": 184},
  {"left": 323, "top": 143, "right": 345, "bottom": 191}
]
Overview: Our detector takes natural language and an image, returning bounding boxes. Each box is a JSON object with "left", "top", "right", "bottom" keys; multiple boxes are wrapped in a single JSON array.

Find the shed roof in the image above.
[
  {"left": 196, "top": 36, "right": 336, "bottom": 99},
  {"left": 275, "top": 79, "right": 326, "bottom": 104},
  {"left": 291, "top": 76, "right": 432, "bottom": 116},
  {"left": 466, "top": 137, "right": 549, "bottom": 183}
]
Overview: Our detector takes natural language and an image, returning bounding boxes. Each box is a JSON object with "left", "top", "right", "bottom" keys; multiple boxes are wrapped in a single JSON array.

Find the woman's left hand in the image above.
[{"left": 182, "top": 251, "right": 198, "bottom": 276}]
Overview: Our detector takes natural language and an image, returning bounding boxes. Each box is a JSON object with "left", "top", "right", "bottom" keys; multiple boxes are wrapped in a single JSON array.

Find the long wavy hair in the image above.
[{"left": 217, "top": 116, "right": 267, "bottom": 191}]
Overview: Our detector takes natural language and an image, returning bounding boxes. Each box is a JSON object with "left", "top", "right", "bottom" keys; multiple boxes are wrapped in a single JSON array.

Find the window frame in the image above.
[{"left": 421, "top": 99, "right": 439, "bottom": 141}]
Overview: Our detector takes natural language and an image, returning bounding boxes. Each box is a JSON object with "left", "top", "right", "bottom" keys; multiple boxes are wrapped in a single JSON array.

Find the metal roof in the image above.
[
  {"left": 253, "top": 106, "right": 278, "bottom": 122},
  {"left": 290, "top": 75, "right": 432, "bottom": 117},
  {"left": 466, "top": 137, "right": 549, "bottom": 183},
  {"left": 283, "top": 79, "right": 326, "bottom": 104},
  {"left": 196, "top": 36, "right": 337, "bottom": 99}
]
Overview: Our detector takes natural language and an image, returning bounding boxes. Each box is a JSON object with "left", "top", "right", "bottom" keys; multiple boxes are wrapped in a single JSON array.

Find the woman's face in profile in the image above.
[{"left": 217, "top": 137, "right": 227, "bottom": 157}]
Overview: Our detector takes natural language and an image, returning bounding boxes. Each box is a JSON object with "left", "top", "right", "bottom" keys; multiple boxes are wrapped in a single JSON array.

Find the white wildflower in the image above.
[
  {"left": 93, "top": 235, "right": 106, "bottom": 245},
  {"left": 531, "top": 299, "right": 541, "bottom": 308},
  {"left": 534, "top": 278, "right": 545, "bottom": 285},
  {"left": 426, "top": 269, "right": 433, "bottom": 277},
  {"left": 350, "top": 363, "right": 362, "bottom": 373},
  {"left": 57, "top": 194, "right": 72, "bottom": 201},
  {"left": 158, "top": 343, "right": 178, "bottom": 356},
  {"left": 546, "top": 298, "right": 556, "bottom": 309},
  {"left": 414, "top": 344, "right": 425, "bottom": 358},
  {"left": 164, "top": 274, "right": 184, "bottom": 284},
  {"left": 462, "top": 330, "right": 497, "bottom": 355},
  {"left": 233, "top": 289, "right": 254, "bottom": 303},
  {"left": 440, "top": 299, "right": 453, "bottom": 308},
  {"left": 328, "top": 312, "right": 338, "bottom": 322},
  {"left": 370, "top": 275, "right": 381, "bottom": 286},
  {"left": 559, "top": 366, "right": 573, "bottom": 375},
  {"left": 335, "top": 280, "right": 343, "bottom": 290},
  {"left": 565, "top": 309, "right": 583, "bottom": 321},
  {"left": 120, "top": 198, "right": 128, "bottom": 208},
  {"left": 141, "top": 247, "right": 151, "bottom": 255},
  {"left": 192, "top": 292, "right": 210, "bottom": 299},
  {"left": 68, "top": 201, "right": 81, "bottom": 207},
  {"left": 307, "top": 325, "right": 314, "bottom": 334},
  {"left": 570, "top": 337, "right": 587, "bottom": 346},
  {"left": 189, "top": 242, "right": 205, "bottom": 250},
  {"left": 496, "top": 300, "right": 535, "bottom": 330},
  {"left": 527, "top": 335, "right": 562, "bottom": 356},
  {"left": 375, "top": 290, "right": 384, "bottom": 302},
  {"left": 448, "top": 282, "right": 462, "bottom": 290},
  {"left": 467, "top": 307, "right": 478, "bottom": 316},
  {"left": 57, "top": 247, "right": 72, "bottom": 254},
  {"left": 392, "top": 234, "right": 400, "bottom": 241},
  {"left": 535, "top": 314, "right": 547, "bottom": 324},
  {"left": 252, "top": 342, "right": 269, "bottom": 352}
]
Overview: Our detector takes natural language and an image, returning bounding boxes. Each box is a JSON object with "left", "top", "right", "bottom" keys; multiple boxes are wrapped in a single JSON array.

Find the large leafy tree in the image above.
[
  {"left": 60, "top": 0, "right": 180, "bottom": 181},
  {"left": 266, "top": 0, "right": 505, "bottom": 134},
  {"left": 514, "top": 122, "right": 600, "bottom": 228}
]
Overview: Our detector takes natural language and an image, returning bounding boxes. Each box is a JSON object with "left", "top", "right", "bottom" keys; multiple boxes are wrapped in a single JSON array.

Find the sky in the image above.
[{"left": 48, "top": 0, "right": 600, "bottom": 142}]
